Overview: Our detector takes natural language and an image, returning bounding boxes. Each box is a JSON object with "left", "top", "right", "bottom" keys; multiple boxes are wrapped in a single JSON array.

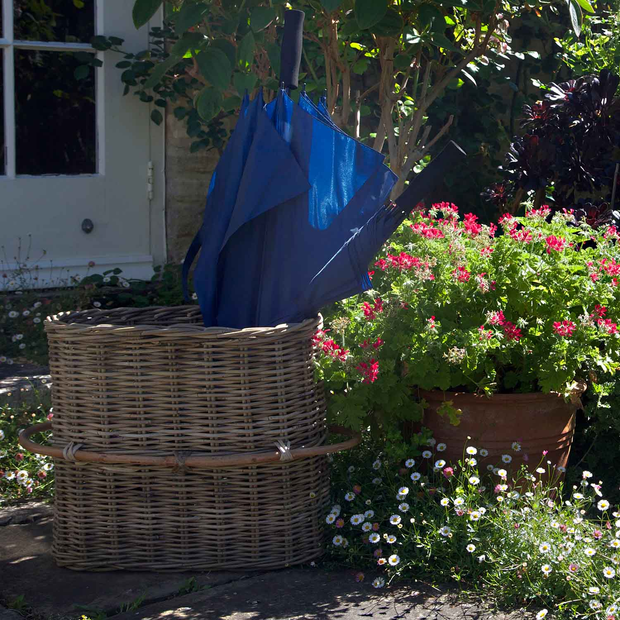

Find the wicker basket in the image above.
[{"left": 19, "top": 306, "right": 359, "bottom": 571}]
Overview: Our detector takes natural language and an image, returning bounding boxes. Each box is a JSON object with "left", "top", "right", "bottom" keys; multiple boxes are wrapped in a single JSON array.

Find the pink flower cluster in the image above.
[
  {"left": 553, "top": 320, "right": 576, "bottom": 337},
  {"left": 357, "top": 358, "right": 379, "bottom": 384},
  {"left": 363, "top": 298, "right": 384, "bottom": 320},
  {"left": 453, "top": 266, "right": 471, "bottom": 282},
  {"left": 312, "top": 329, "right": 349, "bottom": 361},
  {"left": 360, "top": 338, "right": 384, "bottom": 350},
  {"left": 545, "top": 235, "right": 567, "bottom": 253},
  {"left": 526, "top": 205, "right": 551, "bottom": 219}
]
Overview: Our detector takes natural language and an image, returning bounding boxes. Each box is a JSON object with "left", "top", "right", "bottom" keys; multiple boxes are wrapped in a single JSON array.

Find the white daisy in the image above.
[
  {"left": 5, "top": 471, "right": 15, "bottom": 480},
  {"left": 332, "top": 535, "right": 344, "bottom": 546},
  {"left": 345, "top": 492, "right": 355, "bottom": 501},
  {"left": 369, "top": 533, "right": 380, "bottom": 544},
  {"left": 398, "top": 487, "right": 409, "bottom": 496},
  {"left": 583, "top": 470, "right": 593, "bottom": 479},
  {"left": 557, "top": 466, "right": 566, "bottom": 473},
  {"left": 439, "top": 526, "right": 451, "bottom": 537},
  {"left": 372, "top": 460, "right": 382, "bottom": 470},
  {"left": 350, "top": 514, "right": 364, "bottom": 525},
  {"left": 501, "top": 454, "right": 512, "bottom": 463},
  {"left": 589, "top": 600, "right": 602, "bottom": 610},
  {"left": 434, "top": 459, "right": 446, "bottom": 469},
  {"left": 598, "top": 499, "right": 610, "bottom": 511},
  {"left": 539, "top": 542, "right": 551, "bottom": 554},
  {"left": 470, "top": 511, "right": 481, "bottom": 521},
  {"left": 478, "top": 507, "right": 487, "bottom": 515},
  {"left": 390, "top": 515, "right": 402, "bottom": 525},
  {"left": 388, "top": 554, "right": 400, "bottom": 566},
  {"left": 386, "top": 535, "right": 397, "bottom": 544},
  {"left": 43, "top": 463, "right": 53, "bottom": 471},
  {"left": 437, "top": 443, "right": 447, "bottom": 452},
  {"left": 16, "top": 470, "right": 28, "bottom": 482},
  {"left": 607, "top": 604, "right": 618, "bottom": 615},
  {"left": 466, "top": 446, "right": 477, "bottom": 455},
  {"left": 588, "top": 586, "right": 600, "bottom": 594},
  {"left": 398, "top": 503, "right": 409, "bottom": 512},
  {"left": 440, "top": 498, "right": 450, "bottom": 507},
  {"left": 536, "top": 467, "right": 546, "bottom": 474},
  {"left": 604, "top": 566, "right": 616, "bottom": 578},
  {"left": 427, "top": 438, "right": 437, "bottom": 447},
  {"left": 536, "top": 610, "right": 548, "bottom": 619},
  {"left": 466, "top": 543, "right": 476, "bottom": 553},
  {"left": 468, "top": 476, "right": 480, "bottom": 486},
  {"left": 585, "top": 548, "right": 596, "bottom": 557},
  {"left": 541, "top": 564, "right": 552, "bottom": 575},
  {"left": 610, "top": 540, "right": 620, "bottom": 549},
  {"left": 573, "top": 493, "right": 584, "bottom": 500},
  {"left": 497, "top": 468, "right": 507, "bottom": 478},
  {"left": 465, "top": 458, "right": 477, "bottom": 467},
  {"left": 479, "top": 448, "right": 489, "bottom": 457},
  {"left": 422, "top": 450, "right": 432, "bottom": 459},
  {"left": 362, "top": 522, "right": 373, "bottom": 532},
  {"left": 511, "top": 442, "right": 521, "bottom": 452},
  {"left": 326, "top": 514, "right": 336, "bottom": 525},
  {"left": 372, "top": 577, "right": 385, "bottom": 589},
  {"left": 410, "top": 472, "right": 421, "bottom": 482},
  {"left": 405, "top": 459, "right": 415, "bottom": 468},
  {"left": 454, "top": 497, "right": 465, "bottom": 506},
  {"left": 372, "top": 477, "right": 382, "bottom": 485},
  {"left": 486, "top": 464, "right": 494, "bottom": 471},
  {"left": 364, "top": 510, "right": 374, "bottom": 519}
]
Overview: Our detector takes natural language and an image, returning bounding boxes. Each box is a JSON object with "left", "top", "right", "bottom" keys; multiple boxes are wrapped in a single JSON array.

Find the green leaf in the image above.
[
  {"left": 574, "top": 0, "right": 594, "bottom": 12},
  {"left": 196, "top": 47, "right": 232, "bottom": 90},
  {"left": 116, "top": 60, "right": 132, "bottom": 68},
  {"left": 211, "top": 40, "right": 235, "bottom": 68},
  {"left": 568, "top": 0, "right": 582, "bottom": 37},
  {"left": 108, "top": 36, "right": 125, "bottom": 46},
  {"left": 431, "top": 32, "right": 460, "bottom": 52},
  {"left": 370, "top": 8, "right": 404, "bottom": 37},
  {"left": 340, "top": 19, "right": 361, "bottom": 37},
  {"left": 91, "top": 35, "right": 111, "bottom": 51},
  {"left": 175, "top": 2, "right": 209, "bottom": 34},
  {"left": 196, "top": 87, "right": 223, "bottom": 121},
  {"left": 73, "top": 65, "right": 90, "bottom": 80},
  {"left": 143, "top": 34, "right": 202, "bottom": 90},
  {"left": 418, "top": 5, "right": 446, "bottom": 32},
  {"left": 320, "top": 0, "right": 342, "bottom": 11},
  {"left": 150, "top": 109, "right": 163, "bottom": 125},
  {"left": 394, "top": 54, "right": 413, "bottom": 70},
  {"left": 233, "top": 71, "right": 257, "bottom": 96},
  {"left": 250, "top": 7, "right": 276, "bottom": 31},
  {"left": 265, "top": 42, "right": 281, "bottom": 78},
  {"left": 237, "top": 31, "right": 256, "bottom": 69},
  {"left": 173, "top": 107, "right": 187, "bottom": 120},
  {"left": 132, "top": 0, "right": 163, "bottom": 29},
  {"left": 223, "top": 95, "right": 242, "bottom": 111},
  {"left": 355, "top": 0, "right": 388, "bottom": 30}
]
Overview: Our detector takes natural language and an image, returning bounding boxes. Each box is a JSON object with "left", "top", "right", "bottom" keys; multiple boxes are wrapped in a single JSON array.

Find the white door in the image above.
[{"left": 0, "top": 0, "right": 165, "bottom": 288}]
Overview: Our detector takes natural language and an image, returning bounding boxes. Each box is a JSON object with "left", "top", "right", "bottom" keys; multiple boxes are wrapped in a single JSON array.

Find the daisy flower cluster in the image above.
[
  {"left": 0, "top": 400, "right": 54, "bottom": 502},
  {"left": 327, "top": 438, "right": 620, "bottom": 618}
]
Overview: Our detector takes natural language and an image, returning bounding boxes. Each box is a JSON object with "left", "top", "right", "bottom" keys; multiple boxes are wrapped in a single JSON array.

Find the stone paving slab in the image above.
[
  {"left": 112, "top": 569, "right": 534, "bottom": 620},
  {"left": 0, "top": 503, "right": 253, "bottom": 619},
  {"left": 0, "top": 502, "right": 537, "bottom": 620},
  {"left": 0, "top": 367, "right": 51, "bottom": 408}
]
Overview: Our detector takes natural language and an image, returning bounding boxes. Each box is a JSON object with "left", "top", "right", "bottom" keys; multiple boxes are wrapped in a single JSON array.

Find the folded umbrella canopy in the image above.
[{"left": 183, "top": 10, "right": 465, "bottom": 328}]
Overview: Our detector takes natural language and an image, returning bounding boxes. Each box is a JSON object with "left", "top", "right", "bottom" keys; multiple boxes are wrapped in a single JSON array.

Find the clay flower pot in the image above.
[{"left": 421, "top": 390, "right": 578, "bottom": 476}]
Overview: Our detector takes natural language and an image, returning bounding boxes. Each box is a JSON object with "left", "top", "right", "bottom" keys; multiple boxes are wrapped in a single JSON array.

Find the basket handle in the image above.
[{"left": 18, "top": 422, "right": 360, "bottom": 468}]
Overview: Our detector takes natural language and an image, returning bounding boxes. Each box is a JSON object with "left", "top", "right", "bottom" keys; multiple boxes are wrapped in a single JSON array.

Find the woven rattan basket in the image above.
[{"left": 20, "top": 306, "right": 359, "bottom": 571}]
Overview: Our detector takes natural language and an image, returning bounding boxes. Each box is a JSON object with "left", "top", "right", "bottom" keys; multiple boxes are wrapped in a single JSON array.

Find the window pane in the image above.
[
  {"left": 14, "top": 0, "right": 95, "bottom": 43},
  {"left": 15, "top": 50, "right": 96, "bottom": 175},
  {"left": 0, "top": 50, "right": 4, "bottom": 176}
]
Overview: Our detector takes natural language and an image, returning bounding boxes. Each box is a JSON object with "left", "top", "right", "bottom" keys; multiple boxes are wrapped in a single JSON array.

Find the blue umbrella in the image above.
[{"left": 183, "top": 10, "right": 465, "bottom": 328}]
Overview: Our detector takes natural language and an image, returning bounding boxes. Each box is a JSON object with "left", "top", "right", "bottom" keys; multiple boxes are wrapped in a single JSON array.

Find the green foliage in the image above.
[
  {"left": 328, "top": 438, "right": 620, "bottom": 618},
  {"left": 133, "top": 0, "right": 164, "bottom": 29},
  {"left": 315, "top": 203, "right": 620, "bottom": 438}
]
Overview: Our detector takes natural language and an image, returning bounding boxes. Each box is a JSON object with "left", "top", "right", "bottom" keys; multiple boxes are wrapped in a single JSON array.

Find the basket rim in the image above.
[{"left": 44, "top": 306, "right": 321, "bottom": 338}]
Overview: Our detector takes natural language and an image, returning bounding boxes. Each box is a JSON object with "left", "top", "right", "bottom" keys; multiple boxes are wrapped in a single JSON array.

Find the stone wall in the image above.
[{"left": 164, "top": 109, "right": 220, "bottom": 264}]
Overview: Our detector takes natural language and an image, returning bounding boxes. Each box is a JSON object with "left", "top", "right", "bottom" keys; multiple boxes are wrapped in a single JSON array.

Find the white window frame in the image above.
[{"left": 0, "top": 0, "right": 105, "bottom": 178}]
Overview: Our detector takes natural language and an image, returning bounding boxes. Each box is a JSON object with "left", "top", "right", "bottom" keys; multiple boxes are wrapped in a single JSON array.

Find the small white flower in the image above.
[
  {"left": 511, "top": 442, "right": 521, "bottom": 452},
  {"left": 398, "top": 487, "right": 409, "bottom": 497},
  {"left": 8, "top": 311, "right": 18, "bottom": 318},
  {"left": 386, "top": 535, "right": 397, "bottom": 544},
  {"left": 372, "top": 577, "right": 385, "bottom": 589},
  {"left": 344, "top": 492, "right": 355, "bottom": 501},
  {"left": 388, "top": 554, "right": 400, "bottom": 566},
  {"left": 610, "top": 539, "right": 620, "bottom": 549},
  {"left": 573, "top": 493, "right": 584, "bottom": 500},
  {"left": 604, "top": 566, "right": 617, "bottom": 579},
  {"left": 541, "top": 564, "right": 552, "bottom": 575},
  {"left": 583, "top": 470, "right": 593, "bottom": 479},
  {"left": 437, "top": 443, "right": 447, "bottom": 452},
  {"left": 466, "top": 446, "right": 477, "bottom": 455},
  {"left": 501, "top": 454, "right": 512, "bottom": 463},
  {"left": 585, "top": 548, "right": 596, "bottom": 557},
  {"left": 536, "top": 610, "right": 548, "bottom": 619},
  {"left": 369, "top": 533, "right": 380, "bottom": 543},
  {"left": 332, "top": 535, "right": 344, "bottom": 546},
  {"left": 427, "top": 438, "right": 437, "bottom": 447},
  {"left": 468, "top": 476, "right": 480, "bottom": 486},
  {"left": 539, "top": 542, "right": 551, "bottom": 554},
  {"left": 470, "top": 511, "right": 481, "bottom": 521},
  {"left": 439, "top": 526, "right": 451, "bottom": 537},
  {"left": 477, "top": 554, "right": 486, "bottom": 563},
  {"left": 348, "top": 466, "right": 355, "bottom": 473},
  {"left": 350, "top": 514, "right": 364, "bottom": 525},
  {"left": 465, "top": 458, "right": 477, "bottom": 467},
  {"left": 405, "top": 459, "right": 415, "bottom": 468},
  {"left": 497, "top": 468, "right": 507, "bottom": 478},
  {"left": 410, "top": 472, "right": 421, "bottom": 482},
  {"left": 390, "top": 515, "right": 402, "bottom": 525},
  {"left": 588, "top": 586, "right": 600, "bottom": 594},
  {"left": 440, "top": 498, "right": 450, "bottom": 507},
  {"left": 362, "top": 522, "right": 373, "bottom": 532},
  {"left": 536, "top": 467, "right": 546, "bottom": 474},
  {"left": 19, "top": 343, "right": 26, "bottom": 350},
  {"left": 15, "top": 334, "right": 23, "bottom": 340},
  {"left": 22, "top": 310, "right": 30, "bottom": 317},
  {"left": 364, "top": 510, "right": 374, "bottom": 519},
  {"left": 372, "top": 477, "right": 382, "bottom": 485},
  {"left": 422, "top": 450, "right": 432, "bottom": 459},
  {"left": 487, "top": 464, "right": 495, "bottom": 471},
  {"left": 372, "top": 460, "right": 382, "bottom": 470},
  {"left": 589, "top": 600, "right": 602, "bottom": 610},
  {"left": 557, "top": 466, "right": 566, "bottom": 473},
  {"left": 466, "top": 543, "right": 476, "bottom": 553},
  {"left": 5, "top": 471, "right": 15, "bottom": 480},
  {"left": 454, "top": 497, "right": 465, "bottom": 506},
  {"left": 331, "top": 505, "right": 341, "bottom": 515},
  {"left": 326, "top": 514, "right": 336, "bottom": 525},
  {"left": 33, "top": 301, "right": 42, "bottom": 308},
  {"left": 607, "top": 604, "right": 618, "bottom": 615},
  {"left": 398, "top": 503, "right": 409, "bottom": 512},
  {"left": 93, "top": 301, "right": 101, "bottom": 308},
  {"left": 33, "top": 317, "right": 41, "bottom": 324},
  {"left": 16, "top": 470, "right": 28, "bottom": 482},
  {"left": 478, "top": 507, "right": 487, "bottom": 515},
  {"left": 479, "top": 448, "right": 489, "bottom": 457},
  {"left": 598, "top": 499, "right": 610, "bottom": 511},
  {"left": 434, "top": 459, "right": 446, "bottom": 469}
]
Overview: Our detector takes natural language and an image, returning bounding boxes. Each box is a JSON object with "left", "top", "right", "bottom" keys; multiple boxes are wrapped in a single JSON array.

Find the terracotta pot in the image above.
[{"left": 422, "top": 390, "right": 577, "bottom": 476}]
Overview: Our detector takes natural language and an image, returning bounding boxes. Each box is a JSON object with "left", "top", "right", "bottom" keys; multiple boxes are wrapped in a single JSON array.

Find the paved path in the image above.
[{"left": 0, "top": 503, "right": 536, "bottom": 620}]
